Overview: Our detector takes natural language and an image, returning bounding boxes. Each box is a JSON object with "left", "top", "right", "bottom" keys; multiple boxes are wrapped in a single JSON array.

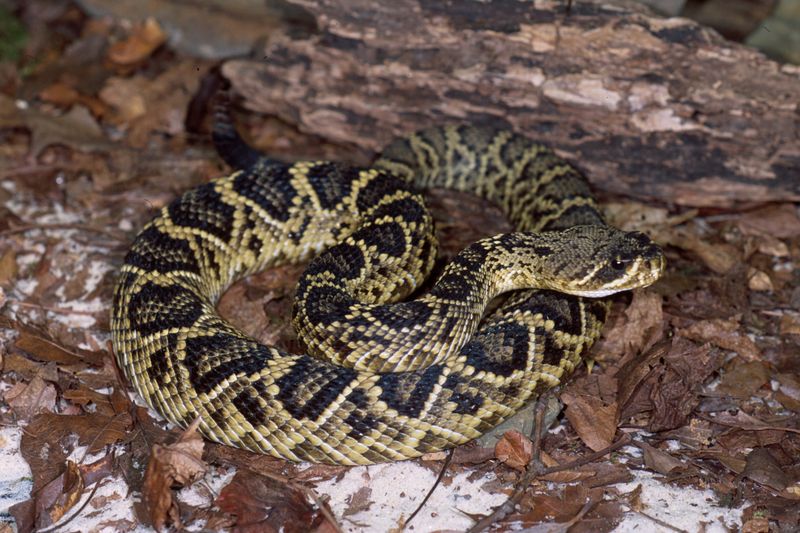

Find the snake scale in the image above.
[{"left": 111, "top": 103, "right": 664, "bottom": 465}]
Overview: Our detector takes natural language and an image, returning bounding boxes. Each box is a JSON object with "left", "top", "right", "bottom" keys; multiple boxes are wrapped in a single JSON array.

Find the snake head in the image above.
[{"left": 514, "top": 225, "right": 665, "bottom": 297}]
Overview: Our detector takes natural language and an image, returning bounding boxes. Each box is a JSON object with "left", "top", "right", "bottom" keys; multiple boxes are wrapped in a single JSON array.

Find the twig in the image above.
[
  {"left": 241, "top": 466, "right": 345, "bottom": 533},
  {"left": 405, "top": 449, "right": 454, "bottom": 528},
  {"left": 304, "top": 488, "right": 345, "bottom": 533},
  {"left": 467, "top": 431, "right": 633, "bottom": 533},
  {"left": 0, "top": 222, "right": 128, "bottom": 242},
  {"left": 628, "top": 508, "right": 690, "bottom": 533},
  {"left": 10, "top": 300, "right": 105, "bottom": 317},
  {"left": 0, "top": 163, "right": 77, "bottom": 178},
  {"left": 697, "top": 413, "right": 800, "bottom": 435},
  {"left": 467, "top": 396, "right": 550, "bottom": 533},
  {"left": 562, "top": 500, "right": 595, "bottom": 529},
  {"left": 540, "top": 434, "right": 632, "bottom": 475},
  {"left": 36, "top": 450, "right": 112, "bottom": 533}
]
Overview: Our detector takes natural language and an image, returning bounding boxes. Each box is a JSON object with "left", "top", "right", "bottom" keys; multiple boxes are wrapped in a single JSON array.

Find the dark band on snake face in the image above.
[{"left": 111, "top": 106, "right": 664, "bottom": 464}]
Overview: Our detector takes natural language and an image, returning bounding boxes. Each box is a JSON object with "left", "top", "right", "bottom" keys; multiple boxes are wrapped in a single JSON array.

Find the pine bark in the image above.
[{"left": 222, "top": 0, "right": 800, "bottom": 207}]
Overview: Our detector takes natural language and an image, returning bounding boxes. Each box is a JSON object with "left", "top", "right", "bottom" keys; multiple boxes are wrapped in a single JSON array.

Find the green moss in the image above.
[{"left": 0, "top": 6, "right": 27, "bottom": 63}]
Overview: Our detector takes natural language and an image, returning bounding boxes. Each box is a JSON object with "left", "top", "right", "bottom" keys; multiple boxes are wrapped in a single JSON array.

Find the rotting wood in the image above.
[{"left": 222, "top": 0, "right": 800, "bottom": 208}]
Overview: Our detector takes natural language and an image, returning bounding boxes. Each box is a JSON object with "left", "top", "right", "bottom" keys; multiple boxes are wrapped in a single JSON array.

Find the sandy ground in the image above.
[{"left": 1, "top": 421, "right": 743, "bottom": 532}]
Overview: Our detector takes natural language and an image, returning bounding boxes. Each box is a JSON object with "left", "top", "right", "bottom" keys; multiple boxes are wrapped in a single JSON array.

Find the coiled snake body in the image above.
[{"left": 111, "top": 115, "right": 664, "bottom": 464}]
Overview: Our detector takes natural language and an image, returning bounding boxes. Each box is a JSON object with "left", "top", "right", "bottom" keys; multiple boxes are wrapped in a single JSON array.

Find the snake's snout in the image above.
[{"left": 640, "top": 241, "right": 666, "bottom": 283}]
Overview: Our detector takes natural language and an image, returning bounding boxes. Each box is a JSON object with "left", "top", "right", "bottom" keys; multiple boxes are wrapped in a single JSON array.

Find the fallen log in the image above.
[{"left": 222, "top": 0, "right": 800, "bottom": 207}]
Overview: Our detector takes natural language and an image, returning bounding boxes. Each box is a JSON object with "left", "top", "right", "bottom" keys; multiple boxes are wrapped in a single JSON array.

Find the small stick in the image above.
[
  {"left": 468, "top": 429, "right": 632, "bottom": 533},
  {"left": 0, "top": 222, "right": 128, "bottom": 242},
  {"left": 405, "top": 449, "right": 454, "bottom": 528}
]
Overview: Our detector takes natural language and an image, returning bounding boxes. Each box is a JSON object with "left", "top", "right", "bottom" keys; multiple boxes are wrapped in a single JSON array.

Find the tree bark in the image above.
[{"left": 222, "top": 0, "right": 800, "bottom": 208}]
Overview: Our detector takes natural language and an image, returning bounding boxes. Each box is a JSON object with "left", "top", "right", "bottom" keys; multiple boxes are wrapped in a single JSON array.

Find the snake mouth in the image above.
[{"left": 562, "top": 251, "right": 666, "bottom": 298}]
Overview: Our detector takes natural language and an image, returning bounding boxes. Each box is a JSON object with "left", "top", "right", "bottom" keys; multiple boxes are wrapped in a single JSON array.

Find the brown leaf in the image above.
[
  {"left": 35, "top": 461, "right": 84, "bottom": 530},
  {"left": 8, "top": 500, "right": 35, "bottom": 533},
  {"left": 695, "top": 448, "right": 747, "bottom": 474},
  {"left": 716, "top": 361, "right": 770, "bottom": 399},
  {"left": 107, "top": 17, "right": 167, "bottom": 65},
  {"left": 39, "top": 81, "right": 81, "bottom": 108},
  {"left": 215, "top": 470, "right": 321, "bottom": 533},
  {"left": 421, "top": 444, "right": 495, "bottom": 465},
  {"left": 780, "top": 313, "right": 800, "bottom": 336},
  {"left": 747, "top": 268, "right": 774, "bottom": 291},
  {"left": 0, "top": 94, "right": 114, "bottom": 155},
  {"left": 20, "top": 415, "right": 68, "bottom": 493},
  {"left": 667, "top": 229, "right": 740, "bottom": 274},
  {"left": 5, "top": 375, "right": 57, "bottom": 420},
  {"left": 1, "top": 351, "right": 42, "bottom": 379},
  {"left": 14, "top": 325, "right": 106, "bottom": 366},
  {"left": 649, "top": 338, "right": 718, "bottom": 432},
  {"left": 677, "top": 316, "right": 761, "bottom": 361},
  {"left": 737, "top": 204, "right": 800, "bottom": 240},
  {"left": 638, "top": 441, "right": 685, "bottom": 475},
  {"left": 0, "top": 248, "right": 17, "bottom": 287},
  {"left": 343, "top": 486, "right": 373, "bottom": 517},
  {"left": 99, "top": 77, "right": 147, "bottom": 122},
  {"left": 494, "top": 429, "right": 533, "bottom": 471},
  {"left": 63, "top": 385, "right": 120, "bottom": 417},
  {"left": 99, "top": 61, "right": 205, "bottom": 147},
  {"left": 594, "top": 291, "right": 664, "bottom": 363},
  {"left": 742, "top": 448, "right": 790, "bottom": 492},
  {"left": 142, "top": 419, "right": 207, "bottom": 531},
  {"left": 205, "top": 442, "right": 293, "bottom": 479},
  {"left": 742, "top": 516, "right": 770, "bottom": 533},
  {"left": 562, "top": 393, "right": 618, "bottom": 452},
  {"left": 23, "top": 411, "right": 132, "bottom": 459}
]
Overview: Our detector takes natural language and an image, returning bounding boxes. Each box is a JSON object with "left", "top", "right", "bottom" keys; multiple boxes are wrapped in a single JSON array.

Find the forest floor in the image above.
[{"left": 1, "top": 3, "right": 799, "bottom": 533}]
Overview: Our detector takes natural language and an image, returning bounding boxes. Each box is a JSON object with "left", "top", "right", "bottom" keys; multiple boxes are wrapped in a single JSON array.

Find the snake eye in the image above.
[{"left": 611, "top": 258, "right": 627, "bottom": 270}]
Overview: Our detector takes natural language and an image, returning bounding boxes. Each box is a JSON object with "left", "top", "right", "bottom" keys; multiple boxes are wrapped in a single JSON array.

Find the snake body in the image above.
[{"left": 111, "top": 114, "right": 664, "bottom": 464}]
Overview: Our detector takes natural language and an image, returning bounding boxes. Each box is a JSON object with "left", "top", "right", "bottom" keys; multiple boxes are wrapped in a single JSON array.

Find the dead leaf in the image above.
[
  {"left": 603, "top": 201, "right": 696, "bottom": 234},
  {"left": 742, "top": 448, "right": 790, "bottom": 492},
  {"left": 562, "top": 393, "right": 617, "bottom": 452},
  {"left": 142, "top": 419, "right": 207, "bottom": 531},
  {"left": 8, "top": 500, "right": 35, "bottom": 533},
  {"left": 494, "top": 429, "right": 533, "bottom": 471},
  {"left": 14, "top": 326, "right": 106, "bottom": 366},
  {"left": 35, "top": 461, "right": 84, "bottom": 529},
  {"left": 665, "top": 226, "right": 740, "bottom": 274},
  {"left": 99, "top": 61, "right": 205, "bottom": 147},
  {"left": 616, "top": 337, "right": 718, "bottom": 432},
  {"left": 421, "top": 445, "right": 495, "bottom": 465},
  {"left": 716, "top": 361, "right": 770, "bottom": 399},
  {"left": 737, "top": 204, "right": 800, "bottom": 240},
  {"left": 742, "top": 516, "right": 770, "bottom": 533},
  {"left": 5, "top": 375, "right": 58, "bottom": 420},
  {"left": 677, "top": 316, "right": 761, "bottom": 361},
  {"left": 14, "top": 330, "right": 89, "bottom": 365},
  {"left": 20, "top": 416, "right": 69, "bottom": 493},
  {"left": 747, "top": 268, "right": 774, "bottom": 291},
  {"left": 638, "top": 441, "right": 685, "bottom": 475},
  {"left": 695, "top": 448, "right": 747, "bottom": 474},
  {"left": 39, "top": 81, "right": 81, "bottom": 108},
  {"left": 593, "top": 291, "right": 663, "bottom": 363},
  {"left": 752, "top": 234, "right": 789, "bottom": 257},
  {"left": 649, "top": 339, "right": 718, "bottom": 432},
  {"left": 780, "top": 313, "right": 800, "bottom": 336},
  {"left": 99, "top": 76, "right": 147, "bottom": 122},
  {"left": 343, "top": 486, "right": 373, "bottom": 517},
  {"left": 23, "top": 411, "right": 132, "bottom": 457},
  {"left": 205, "top": 442, "right": 295, "bottom": 479},
  {"left": 215, "top": 470, "right": 322, "bottom": 533},
  {"left": 0, "top": 248, "right": 17, "bottom": 287},
  {"left": 107, "top": 17, "right": 167, "bottom": 66},
  {"left": 0, "top": 94, "right": 114, "bottom": 155}
]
